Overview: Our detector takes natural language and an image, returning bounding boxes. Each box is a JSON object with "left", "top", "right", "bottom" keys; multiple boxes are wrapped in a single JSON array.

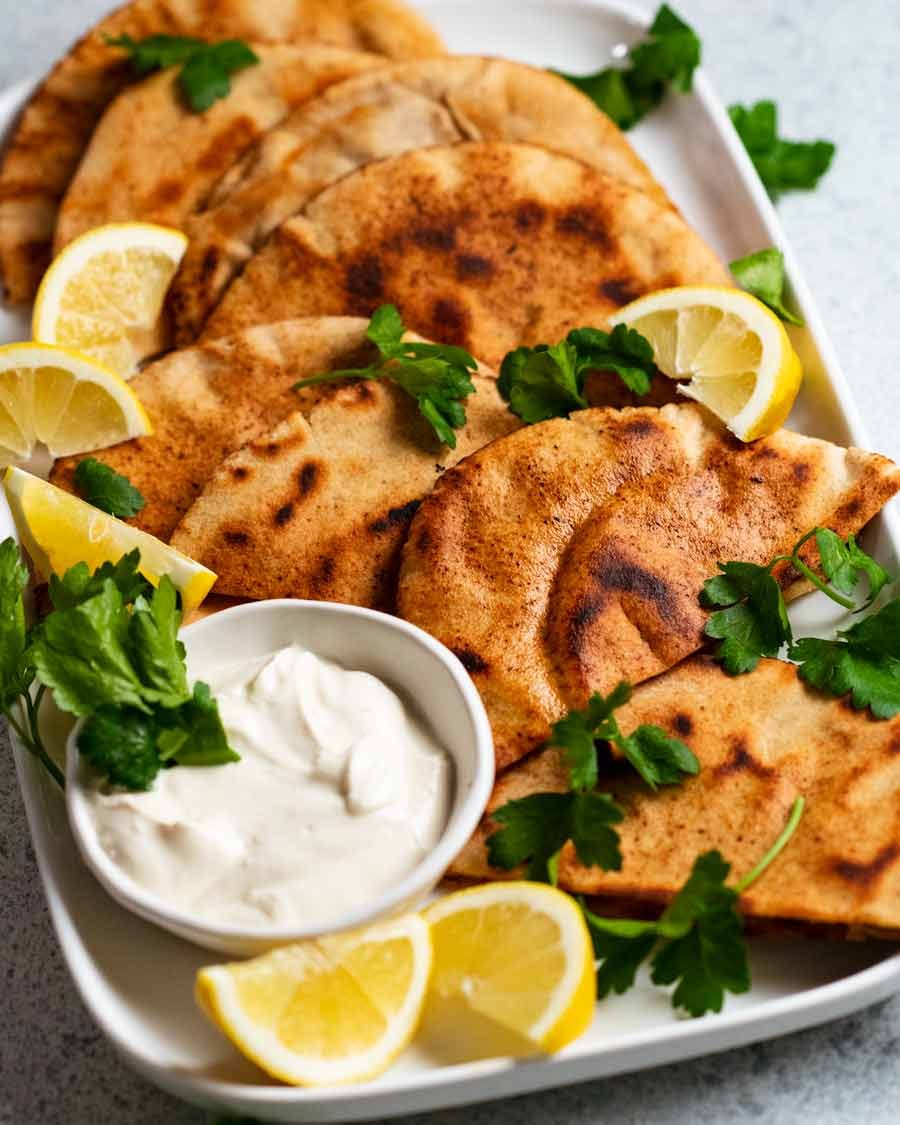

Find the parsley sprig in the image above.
[
  {"left": 556, "top": 5, "right": 700, "bottom": 131},
  {"left": 1, "top": 541, "right": 237, "bottom": 791},
  {"left": 294, "top": 305, "right": 477, "bottom": 449},
  {"left": 728, "top": 101, "right": 835, "bottom": 198},
  {"left": 729, "top": 247, "right": 803, "bottom": 326},
  {"left": 703, "top": 527, "right": 900, "bottom": 718},
  {"left": 702, "top": 526, "right": 890, "bottom": 675},
  {"left": 584, "top": 796, "right": 805, "bottom": 1016},
  {"left": 74, "top": 458, "right": 146, "bottom": 518},
  {"left": 107, "top": 34, "right": 259, "bottom": 113},
  {"left": 486, "top": 683, "right": 698, "bottom": 882},
  {"left": 497, "top": 325, "right": 656, "bottom": 424}
]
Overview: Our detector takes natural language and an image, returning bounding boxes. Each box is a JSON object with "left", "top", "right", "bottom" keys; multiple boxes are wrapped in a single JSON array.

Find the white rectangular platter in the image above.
[{"left": 4, "top": 1, "right": 900, "bottom": 1121}]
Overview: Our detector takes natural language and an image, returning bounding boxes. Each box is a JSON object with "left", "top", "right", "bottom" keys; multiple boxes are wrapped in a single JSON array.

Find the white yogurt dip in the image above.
[{"left": 83, "top": 645, "right": 454, "bottom": 928}]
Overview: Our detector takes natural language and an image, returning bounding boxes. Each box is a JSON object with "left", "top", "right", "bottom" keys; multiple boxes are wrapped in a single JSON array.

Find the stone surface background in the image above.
[{"left": 2, "top": 1, "right": 899, "bottom": 1121}]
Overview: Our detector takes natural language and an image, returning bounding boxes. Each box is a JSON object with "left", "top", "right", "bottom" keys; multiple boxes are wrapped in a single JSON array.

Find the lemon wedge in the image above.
[
  {"left": 33, "top": 223, "right": 188, "bottom": 378},
  {"left": 611, "top": 286, "right": 803, "bottom": 441},
  {"left": 196, "top": 915, "right": 432, "bottom": 1086},
  {"left": 0, "top": 342, "right": 151, "bottom": 465},
  {"left": 424, "top": 882, "right": 595, "bottom": 1055},
  {"left": 3, "top": 466, "right": 216, "bottom": 613}
]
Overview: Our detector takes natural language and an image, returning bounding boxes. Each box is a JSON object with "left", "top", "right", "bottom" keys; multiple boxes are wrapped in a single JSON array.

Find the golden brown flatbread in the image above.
[
  {"left": 53, "top": 45, "right": 381, "bottom": 252},
  {"left": 168, "top": 375, "right": 520, "bottom": 611},
  {"left": 169, "top": 56, "right": 668, "bottom": 342},
  {"left": 452, "top": 655, "right": 900, "bottom": 939},
  {"left": 396, "top": 403, "right": 900, "bottom": 770},
  {"left": 0, "top": 0, "right": 444, "bottom": 303},
  {"left": 49, "top": 317, "right": 380, "bottom": 539},
  {"left": 199, "top": 142, "right": 730, "bottom": 365}
]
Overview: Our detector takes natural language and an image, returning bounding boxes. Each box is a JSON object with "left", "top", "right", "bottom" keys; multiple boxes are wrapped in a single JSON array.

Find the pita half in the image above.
[
  {"left": 453, "top": 654, "right": 900, "bottom": 939},
  {"left": 397, "top": 403, "right": 900, "bottom": 771},
  {"left": 169, "top": 56, "right": 668, "bottom": 343},
  {"left": 0, "top": 0, "right": 444, "bottom": 303},
  {"left": 168, "top": 374, "right": 520, "bottom": 611},
  {"left": 49, "top": 317, "right": 380, "bottom": 540},
  {"left": 199, "top": 141, "right": 730, "bottom": 366},
  {"left": 54, "top": 45, "right": 381, "bottom": 252}
]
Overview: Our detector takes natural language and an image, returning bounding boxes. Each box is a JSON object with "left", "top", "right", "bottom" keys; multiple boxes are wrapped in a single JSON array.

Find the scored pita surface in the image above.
[
  {"left": 49, "top": 317, "right": 379, "bottom": 539},
  {"left": 452, "top": 655, "right": 900, "bottom": 939},
  {"left": 0, "top": 0, "right": 444, "bottom": 302},
  {"left": 168, "top": 375, "right": 520, "bottom": 611},
  {"left": 199, "top": 141, "right": 730, "bottom": 365},
  {"left": 54, "top": 45, "right": 381, "bottom": 252},
  {"left": 169, "top": 57, "right": 668, "bottom": 342},
  {"left": 396, "top": 403, "right": 900, "bottom": 770}
]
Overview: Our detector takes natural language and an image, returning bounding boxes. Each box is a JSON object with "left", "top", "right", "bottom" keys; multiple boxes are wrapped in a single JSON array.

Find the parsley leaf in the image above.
[
  {"left": 157, "top": 682, "right": 238, "bottom": 767},
  {"left": 729, "top": 247, "right": 803, "bottom": 326},
  {"left": 107, "top": 34, "right": 259, "bottom": 113},
  {"left": 78, "top": 705, "right": 163, "bottom": 791},
  {"left": 74, "top": 458, "right": 146, "bottom": 518},
  {"left": 127, "top": 578, "right": 189, "bottom": 707},
  {"left": 79, "top": 682, "right": 237, "bottom": 790},
  {"left": 294, "top": 304, "right": 477, "bottom": 449},
  {"left": 48, "top": 550, "right": 151, "bottom": 611},
  {"left": 487, "top": 791, "right": 623, "bottom": 882},
  {"left": 703, "top": 528, "right": 894, "bottom": 676},
  {"left": 701, "top": 561, "right": 791, "bottom": 674},
  {"left": 649, "top": 851, "right": 750, "bottom": 1015},
  {"left": 815, "top": 528, "right": 889, "bottom": 604},
  {"left": 551, "top": 682, "right": 699, "bottom": 792},
  {"left": 790, "top": 599, "right": 900, "bottom": 718},
  {"left": 179, "top": 40, "right": 259, "bottom": 113},
  {"left": 106, "top": 33, "right": 204, "bottom": 74},
  {"left": 585, "top": 798, "right": 805, "bottom": 1015},
  {"left": 728, "top": 101, "right": 835, "bottom": 198},
  {"left": 556, "top": 4, "right": 700, "bottom": 130},
  {"left": 31, "top": 579, "right": 151, "bottom": 716},
  {"left": 497, "top": 324, "right": 656, "bottom": 424}
]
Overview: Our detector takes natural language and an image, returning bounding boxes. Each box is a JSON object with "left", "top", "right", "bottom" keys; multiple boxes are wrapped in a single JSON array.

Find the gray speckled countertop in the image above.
[{"left": 2, "top": 1, "right": 900, "bottom": 1122}]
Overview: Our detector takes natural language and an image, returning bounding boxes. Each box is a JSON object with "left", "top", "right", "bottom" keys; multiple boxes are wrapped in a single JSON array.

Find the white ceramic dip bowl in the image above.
[{"left": 66, "top": 599, "right": 494, "bottom": 955}]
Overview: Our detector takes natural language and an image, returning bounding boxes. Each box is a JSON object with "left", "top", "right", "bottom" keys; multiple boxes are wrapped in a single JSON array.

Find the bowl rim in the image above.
[{"left": 65, "top": 598, "right": 495, "bottom": 948}]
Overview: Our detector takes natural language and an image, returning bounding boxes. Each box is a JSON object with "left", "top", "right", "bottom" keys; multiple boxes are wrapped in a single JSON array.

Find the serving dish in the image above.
[{"left": 4, "top": 0, "right": 900, "bottom": 1120}]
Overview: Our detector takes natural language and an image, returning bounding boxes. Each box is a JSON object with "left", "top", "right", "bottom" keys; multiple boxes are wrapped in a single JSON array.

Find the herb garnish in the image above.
[
  {"left": 107, "top": 34, "right": 259, "bottom": 113},
  {"left": 728, "top": 101, "right": 835, "bottom": 198},
  {"left": 551, "top": 682, "right": 699, "bottom": 792},
  {"left": 584, "top": 796, "right": 805, "bottom": 1016},
  {"left": 556, "top": 5, "right": 700, "bottom": 131},
  {"left": 703, "top": 528, "right": 900, "bottom": 717},
  {"left": 294, "top": 305, "right": 478, "bottom": 449},
  {"left": 74, "top": 458, "right": 146, "bottom": 518},
  {"left": 0, "top": 539, "right": 237, "bottom": 791},
  {"left": 789, "top": 600, "right": 900, "bottom": 719},
  {"left": 702, "top": 526, "right": 891, "bottom": 675},
  {"left": 729, "top": 248, "right": 803, "bottom": 326},
  {"left": 486, "top": 683, "right": 698, "bottom": 881},
  {"left": 497, "top": 325, "right": 656, "bottom": 424}
]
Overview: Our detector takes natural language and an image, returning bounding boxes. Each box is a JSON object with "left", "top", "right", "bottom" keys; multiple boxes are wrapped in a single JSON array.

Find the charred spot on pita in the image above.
[
  {"left": 555, "top": 205, "right": 610, "bottom": 247},
  {"left": 714, "top": 738, "right": 774, "bottom": 779},
  {"left": 369, "top": 499, "right": 421, "bottom": 534},
  {"left": 515, "top": 201, "right": 545, "bottom": 230},
  {"left": 600, "top": 278, "right": 642, "bottom": 304},
  {"left": 274, "top": 502, "right": 294, "bottom": 526},
  {"left": 832, "top": 843, "right": 900, "bottom": 887},
  {"left": 223, "top": 529, "right": 250, "bottom": 546},
  {"left": 345, "top": 254, "right": 384, "bottom": 304},
  {"left": 298, "top": 461, "right": 320, "bottom": 495},
  {"left": 453, "top": 647, "right": 489, "bottom": 674},
  {"left": 456, "top": 253, "right": 495, "bottom": 280}
]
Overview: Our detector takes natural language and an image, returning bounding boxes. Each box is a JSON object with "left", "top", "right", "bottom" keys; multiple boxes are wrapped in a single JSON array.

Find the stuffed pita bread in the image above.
[
  {"left": 54, "top": 45, "right": 381, "bottom": 252},
  {"left": 49, "top": 317, "right": 380, "bottom": 539},
  {"left": 452, "top": 654, "right": 900, "bottom": 938},
  {"left": 169, "top": 57, "right": 668, "bottom": 342},
  {"left": 168, "top": 374, "right": 520, "bottom": 610},
  {"left": 0, "top": 0, "right": 443, "bottom": 303},
  {"left": 396, "top": 403, "right": 900, "bottom": 770},
  {"left": 199, "top": 142, "right": 731, "bottom": 365}
]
